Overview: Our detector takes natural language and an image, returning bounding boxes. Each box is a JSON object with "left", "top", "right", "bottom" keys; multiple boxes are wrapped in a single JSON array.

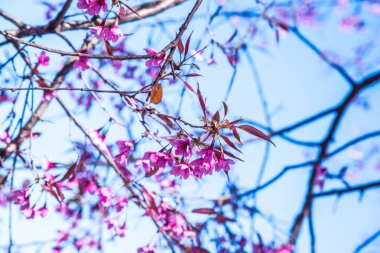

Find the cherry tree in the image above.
[{"left": 0, "top": 0, "right": 380, "bottom": 252}]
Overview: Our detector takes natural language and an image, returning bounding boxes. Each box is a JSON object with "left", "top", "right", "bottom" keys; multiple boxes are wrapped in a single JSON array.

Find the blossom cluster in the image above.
[{"left": 11, "top": 188, "right": 48, "bottom": 219}]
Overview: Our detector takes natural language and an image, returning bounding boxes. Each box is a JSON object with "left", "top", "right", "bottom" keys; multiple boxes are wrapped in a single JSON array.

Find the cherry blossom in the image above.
[{"left": 38, "top": 51, "right": 50, "bottom": 66}]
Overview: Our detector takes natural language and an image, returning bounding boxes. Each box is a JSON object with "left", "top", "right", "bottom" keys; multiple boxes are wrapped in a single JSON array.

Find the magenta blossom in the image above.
[
  {"left": 170, "top": 163, "right": 191, "bottom": 179},
  {"left": 90, "top": 21, "right": 124, "bottom": 42},
  {"left": 215, "top": 153, "right": 234, "bottom": 172},
  {"left": 77, "top": 0, "right": 107, "bottom": 15},
  {"left": 38, "top": 51, "right": 50, "bottom": 66},
  {"left": 98, "top": 187, "right": 112, "bottom": 208},
  {"left": 0, "top": 130, "right": 11, "bottom": 144},
  {"left": 172, "top": 138, "right": 192, "bottom": 158},
  {"left": 145, "top": 48, "right": 166, "bottom": 67},
  {"left": 137, "top": 244, "right": 156, "bottom": 253},
  {"left": 115, "top": 140, "right": 134, "bottom": 164},
  {"left": 136, "top": 151, "right": 174, "bottom": 172},
  {"left": 116, "top": 140, "right": 134, "bottom": 154},
  {"left": 36, "top": 206, "right": 49, "bottom": 217},
  {"left": 20, "top": 204, "right": 35, "bottom": 219},
  {"left": 73, "top": 49, "right": 91, "bottom": 71},
  {"left": 77, "top": 0, "right": 89, "bottom": 9},
  {"left": 11, "top": 189, "right": 29, "bottom": 207},
  {"left": 314, "top": 166, "right": 327, "bottom": 190},
  {"left": 190, "top": 148, "right": 218, "bottom": 177}
]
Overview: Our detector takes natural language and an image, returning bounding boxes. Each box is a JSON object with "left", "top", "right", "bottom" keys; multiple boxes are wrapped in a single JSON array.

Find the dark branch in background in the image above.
[
  {"left": 289, "top": 71, "right": 380, "bottom": 245},
  {"left": 313, "top": 181, "right": 380, "bottom": 198},
  {"left": 354, "top": 230, "right": 380, "bottom": 253},
  {"left": 3, "top": 0, "right": 187, "bottom": 38}
]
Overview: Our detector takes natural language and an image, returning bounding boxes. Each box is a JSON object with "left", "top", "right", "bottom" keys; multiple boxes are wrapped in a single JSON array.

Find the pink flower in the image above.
[
  {"left": 0, "top": 130, "right": 11, "bottom": 144},
  {"left": 57, "top": 230, "right": 69, "bottom": 243},
  {"left": 315, "top": 166, "right": 327, "bottom": 190},
  {"left": 145, "top": 48, "right": 166, "bottom": 67},
  {"left": 20, "top": 205, "right": 35, "bottom": 219},
  {"left": 116, "top": 140, "right": 134, "bottom": 154},
  {"left": 78, "top": 0, "right": 107, "bottom": 15},
  {"left": 98, "top": 187, "right": 112, "bottom": 208},
  {"left": 84, "top": 180, "right": 97, "bottom": 194},
  {"left": 172, "top": 138, "right": 192, "bottom": 158},
  {"left": 339, "top": 15, "right": 364, "bottom": 33},
  {"left": 137, "top": 245, "right": 156, "bottom": 253},
  {"left": 135, "top": 151, "right": 174, "bottom": 172},
  {"left": 11, "top": 189, "right": 29, "bottom": 207},
  {"left": 42, "top": 159, "right": 57, "bottom": 171},
  {"left": 104, "top": 21, "right": 124, "bottom": 42},
  {"left": 115, "top": 224, "right": 127, "bottom": 237},
  {"left": 38, "top": 51, "right": 50, "bottom": 66},
  {"left": 275, "top": 243, "right": 293, "bottom": 253},
  {"left": 90, "top": 21, "right": 124, "bottom": 42},
  {"left": 42, "top": 90, "right": 57, "bottom": 102},
  {"left": 90, "top": 25, "right": 105, "bottom": 39},
  {"left": 215, "top": 153, "right": 234, "bottom": 172},
  {"left": 190, "top": 148, "right": 217, "bottom": 177},
  {"left": 150, "top": 152, "right": 174, "bottom": 168},
  {"left": 88, "top": 0, "right": 107, "bottom": 15},
  {"left": 115, "top": 196, "right": 127, "bottom": 212},
  {"left": 73, "top": 49, "right": 91, "bottom": 71},
  {"left": 115, "top": 140, "right": 134, "bottom": 164},
  {"left": 77, "top": 0, "right": 89, "bottom": 10},
  {"left": 36, "top": 206, "right": 49, "bottom": 217},
  {"left": 170, "top": 163, "right": 191, "bottom": 179},
  {"left": 89, "top": 129, "right": 108, "bottom": 151}
]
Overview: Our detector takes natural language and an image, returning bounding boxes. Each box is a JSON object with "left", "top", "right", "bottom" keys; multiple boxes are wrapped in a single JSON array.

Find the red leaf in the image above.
[
  {"left": 56, "top": 161, "right": 77, "bottom": 183},
  {"left": 158, "top": 114, "right": 175, "bottom": 128},
  {"left": 183, "top": 81, "right": 195, "bottom": 93},
  {"left": 220, "top": 148, "right": 243, "bottom": 162},
  {"left": 178, "top": 39, "right": 184, "bottom": 55},
  {"left": 150, "top": 83, "right": 163, "bottom": 104},
  {"left": 212, "top": 110, "right": 220, "bottom": 123},
  {"left": 215, "top": 214, "right": 236, "bottom": 223},
  {"left": 104, "top": 40, "right": 113, "bottom": 55},
  {"left": 231, "top": 126, "right": 242, "bottom": 144},
  {"left": 192, "top": 208, "right": 216, "bottom": 215},
  {"left": 221, "top": 135, "right": 242, "bottom": 153},
  {"left": 237, "top": 125, "right": 275, "bottom": 146},
  {"left": 197, "top": 84, "right": 206, "bottom": 118},
  {"left": 185, "top": 32, "right": 193, "bottom": 57},
  {"left": 184, "top": 73, "right": 202, "bottom": 77},
  {"left": 222, "top": 101, "right": 228, "bottom": 117},
  {"left": 145, "top": 166, "right": 159, "bottom": 177},
  {"left": 142, "top": 187, "right": 158, "bottom": 214},
  {"left": 123, "top": 3, "right": 142, "bottom": 18},
  {"left": 53, "top": 183, "right": 65, "bottom": 202}
]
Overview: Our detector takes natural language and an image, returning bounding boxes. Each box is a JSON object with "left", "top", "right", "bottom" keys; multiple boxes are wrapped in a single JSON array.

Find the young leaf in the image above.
[
  {"left": 192, "top": 208, "right": 216, "bottom": 215},
  {"left": 123, "top": 3, "right": 142, "bottom": 18},
  {"left": 145, "top": 166, "right": 159, "bottom": 177},
  {"left": 231, "top": 126, "right": 242, "bottom": 144},
  {"left": 221, "top": 135, "right": 242, "bottom": 153},
  {"left": 212, "top": 111, "right": 220, "bottom": 123},
  {"left": 158, "top": 114, "right": 175, "bottom": 128},
  {"left": 222, "top": 149, "right": 244, "bottom": 162},
  {"left": 104, "top": 40, "right": 114, "bottom": 55},
  {"left": 56, "top": 161, "right": 77, "bottom": 183},
  {"left": 183, "top": 81, "right": 195, "bottom": 93},
  {"left": 150, "top": 83, "right": 163, "bottom": 104},
  {"left": 222, "top": 101, "right": 228, "bottom": 117},
  {"left": 178, "top": 39, "right": 184, "bottom": 55},
  {"left": 184, "top": 31, "right": 193, "bottom": 57},
  {"left": 184, "top": 73, "right": 202, "bottom": 77},
  {"left": 237, "top": 125, "right": 275, "bottom": 146},
  {"left": 197, "top": 84, "right": 206, "bottom": 118}
]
